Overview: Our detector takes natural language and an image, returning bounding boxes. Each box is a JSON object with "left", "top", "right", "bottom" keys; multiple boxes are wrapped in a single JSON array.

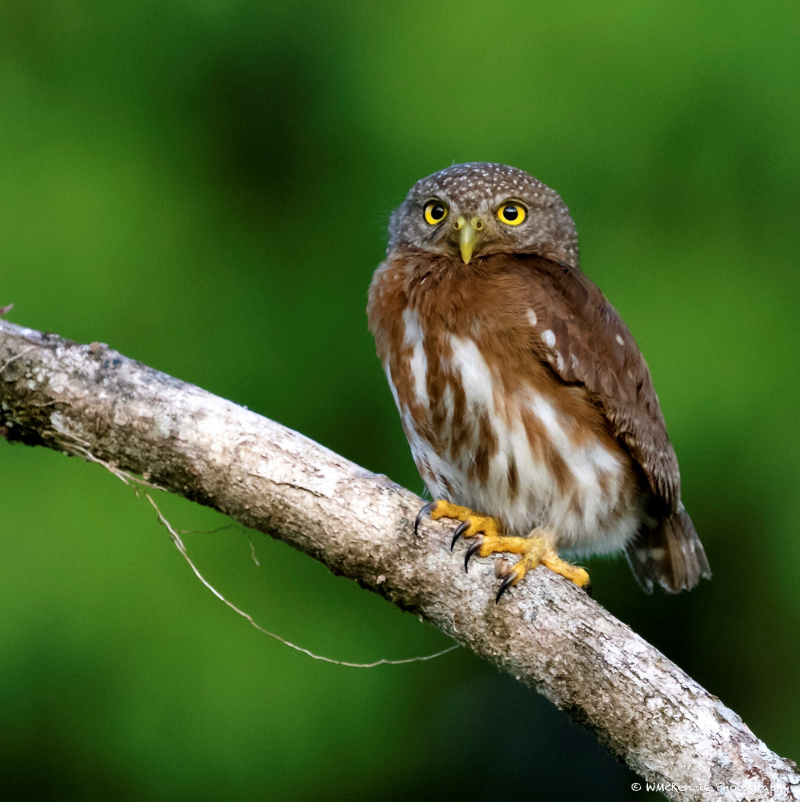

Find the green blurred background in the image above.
[{"left": 1, "top": 1, "right": 798, "bottom": 799}]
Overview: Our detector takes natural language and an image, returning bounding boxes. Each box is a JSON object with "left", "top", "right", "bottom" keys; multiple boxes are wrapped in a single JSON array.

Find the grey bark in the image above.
[{"left": 1, "top": 317, "right": 798, "bottom": 802}]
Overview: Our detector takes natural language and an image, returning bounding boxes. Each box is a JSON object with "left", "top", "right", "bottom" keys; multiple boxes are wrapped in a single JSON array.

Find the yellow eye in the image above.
[
  {"left": 424, "top": 201, "right": 448, "bottom": 225},
  {"left": 497, "top": 203, "right": 526, "bottom": 226}
]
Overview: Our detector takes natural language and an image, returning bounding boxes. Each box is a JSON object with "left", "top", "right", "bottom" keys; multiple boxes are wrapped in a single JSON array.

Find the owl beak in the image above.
[{"left": 454, "top": 215, "right": 481, "bottom": 264}]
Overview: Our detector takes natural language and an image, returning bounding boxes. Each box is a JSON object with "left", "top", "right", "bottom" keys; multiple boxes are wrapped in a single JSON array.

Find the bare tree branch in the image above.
[{"left": 1, "top": 318, "right": 797, "bottom": 802}]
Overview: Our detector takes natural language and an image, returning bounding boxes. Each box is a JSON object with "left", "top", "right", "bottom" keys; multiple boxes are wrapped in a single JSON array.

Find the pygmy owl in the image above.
[{"left": 367, "top": 163, "right": 710, "bottom": 600}]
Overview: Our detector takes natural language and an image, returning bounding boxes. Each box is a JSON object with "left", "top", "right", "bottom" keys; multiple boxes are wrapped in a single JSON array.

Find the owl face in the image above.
[{"left": 388, "top": 162, "right": 579, "bottom": 268}]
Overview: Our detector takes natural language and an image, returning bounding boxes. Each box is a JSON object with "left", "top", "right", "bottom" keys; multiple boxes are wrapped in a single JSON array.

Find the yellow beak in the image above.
[{"left": 456, "top": 216, "right": 480, "bottom": 264}]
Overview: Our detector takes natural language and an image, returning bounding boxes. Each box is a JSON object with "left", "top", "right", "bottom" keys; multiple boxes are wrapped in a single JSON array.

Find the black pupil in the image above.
[
  {"left": 430, "top": 204, "right": 444, "bottom": 220},
  {"left": 503, "top": 205, "right": 519, "bottom": 221}
]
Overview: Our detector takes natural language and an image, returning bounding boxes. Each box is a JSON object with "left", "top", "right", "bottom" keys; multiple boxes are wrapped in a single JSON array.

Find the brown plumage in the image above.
[{"left": 368, "top": 163, "right": 710, "bottom": 593}]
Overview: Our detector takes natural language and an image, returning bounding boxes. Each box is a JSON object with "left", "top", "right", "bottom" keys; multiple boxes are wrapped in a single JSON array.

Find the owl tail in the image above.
[{"left": 626, "top": 504, "right": 711, "bottom": 593}]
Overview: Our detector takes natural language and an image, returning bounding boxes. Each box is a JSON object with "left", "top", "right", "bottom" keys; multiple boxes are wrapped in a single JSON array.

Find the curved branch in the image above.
[{"left": 1, "top": 318, "right": 797, "bottom": 802}]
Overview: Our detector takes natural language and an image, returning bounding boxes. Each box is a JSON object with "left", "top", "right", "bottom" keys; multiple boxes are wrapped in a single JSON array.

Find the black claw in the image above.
[
  {"left": 583, "top": 580, "right": 593, "bottom": 597},
  {"left": 451, "top": 520, "right": 471, "bottom": 551},
  {"left": 496, "top": 574, "right": 516, "bottom": 604},
  {"left": 414, "top": 501, "right": 437, "bottom": 535},
  {"left": 464, "top": 540, "right": 482, "bottom": 572}
]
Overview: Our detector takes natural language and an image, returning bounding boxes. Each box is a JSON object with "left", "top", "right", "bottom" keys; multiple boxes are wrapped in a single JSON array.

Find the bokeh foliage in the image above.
[{"left": 1, "top": 1, "right": 798, "bottom": 799}]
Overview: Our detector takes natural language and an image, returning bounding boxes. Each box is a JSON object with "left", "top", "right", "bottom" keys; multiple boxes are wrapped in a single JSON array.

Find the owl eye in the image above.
[
  {"left": 497, "top": 202, "right": 526, "bottom": 226},
  {"left": 423, "top": 201, "right": 448, "bottom": 225}
]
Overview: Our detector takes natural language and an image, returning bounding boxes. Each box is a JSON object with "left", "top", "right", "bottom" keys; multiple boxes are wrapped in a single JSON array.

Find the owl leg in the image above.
[{"left": 463, "top": 530, "right": 590, "bottom": 601}]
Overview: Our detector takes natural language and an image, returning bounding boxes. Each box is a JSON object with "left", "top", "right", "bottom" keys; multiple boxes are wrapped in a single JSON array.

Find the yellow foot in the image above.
[
  {"left": 484, "top": 533, "right": 591, "bottom": 602},
  {"left": 414, "top": 502, "right": 590, "bottom": 601},
  {"left": 414, "top": 500, "right": 502, "bottom": 548}
]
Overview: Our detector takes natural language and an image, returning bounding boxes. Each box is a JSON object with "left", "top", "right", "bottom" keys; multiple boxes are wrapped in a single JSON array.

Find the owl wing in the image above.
[{"left": 524, "top": 257, "right": 680, "bottom": 510}]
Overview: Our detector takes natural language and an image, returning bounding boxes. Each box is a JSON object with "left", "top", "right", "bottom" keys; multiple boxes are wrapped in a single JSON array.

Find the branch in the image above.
[{"left": 1, "top": 319, "right": 797, "bottom": 802}]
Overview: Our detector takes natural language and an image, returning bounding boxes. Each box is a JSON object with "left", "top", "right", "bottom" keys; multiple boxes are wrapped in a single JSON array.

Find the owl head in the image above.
[{"left": 388, "top": 162, "right": 579, "bottom": 268}]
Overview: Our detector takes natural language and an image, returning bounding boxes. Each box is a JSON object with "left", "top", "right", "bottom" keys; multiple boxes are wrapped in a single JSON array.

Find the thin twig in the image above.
[
  {"left": 146, "top": 493, "right": 459, "bottom": 668},
  {"left": 58, "top": 435, "right": 165, "bottom": 490},
  {"left": 58, "top": 428, "right": 459, "bottom": 667}
]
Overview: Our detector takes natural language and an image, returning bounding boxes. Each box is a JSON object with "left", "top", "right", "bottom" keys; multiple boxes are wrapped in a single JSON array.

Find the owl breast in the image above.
[{"left": 368, "top": 259, "right": 646, "bottom": 556}]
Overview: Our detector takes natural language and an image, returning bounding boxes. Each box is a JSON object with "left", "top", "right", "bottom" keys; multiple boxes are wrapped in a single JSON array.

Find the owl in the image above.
[{"left": 367, "top": 163, "right": 711, "bottom": 600}]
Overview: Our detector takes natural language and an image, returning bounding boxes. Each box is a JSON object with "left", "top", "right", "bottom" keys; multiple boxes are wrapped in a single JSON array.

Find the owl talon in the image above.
[
  {"left": 451, "top": 520, "right": 471, "bottom": 551},
  {"left": 496, "top": 572, "right": 517, "bottom": 603},
  {"left": 414, "top": 501, "right": 438, "bottom": 534},
  {"left": 464, "top": 540, "right": 483, "bottom": 572},
  {"left": 495, "top": 560, "right": 526, "bottom": 602}
]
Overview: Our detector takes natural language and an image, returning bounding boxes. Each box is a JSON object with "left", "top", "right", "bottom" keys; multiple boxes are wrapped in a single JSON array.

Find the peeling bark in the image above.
[{"left": 1, "top": 318, "right": 798, "bottom": 802}]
